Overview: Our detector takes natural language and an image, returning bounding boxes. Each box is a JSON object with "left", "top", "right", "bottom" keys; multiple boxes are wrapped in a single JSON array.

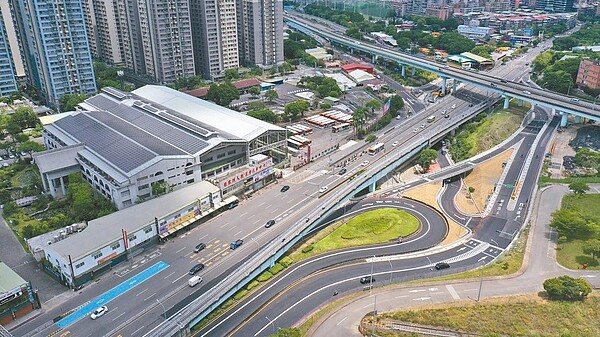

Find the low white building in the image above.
[
  {"left": 40, "top": 181, "right": 226, "bottom": 287},
  {"left": 457, "top": 25, "right": 495, "bottom": 40}
]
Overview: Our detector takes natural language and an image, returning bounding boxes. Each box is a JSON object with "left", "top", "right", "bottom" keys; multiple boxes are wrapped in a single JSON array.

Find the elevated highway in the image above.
[{"left": 284, "top": 14, "right": 600, "bottom": 126}]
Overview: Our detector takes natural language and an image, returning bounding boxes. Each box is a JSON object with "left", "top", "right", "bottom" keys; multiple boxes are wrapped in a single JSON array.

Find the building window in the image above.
[
  {"left": 129, "top": 234, "right": 137, "bottom": 241},
  {"left": 217, "top": 153, "right": 226, "bottom": 159},
  {"left": 75, "top": 262, "right": 85, "bottom": 269},
  {"left": 93, "top": 252, "right": 103, "bottom": 259},
  {"left": 121, "top": 190, "right": 130, "bottom": 197},
  {"left": 144, "top": 227, "right": 152, "bottom": 234},
  {"left": 111, "top": 242, "right": 120, "bottom": 250},
  {"left": 138, "top": 184, "right": 149, "bottom": 191}
]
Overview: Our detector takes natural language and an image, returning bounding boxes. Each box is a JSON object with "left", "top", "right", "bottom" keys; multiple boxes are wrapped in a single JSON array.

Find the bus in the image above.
[
  {"left": 287, "top": 139, "right": 303, "bottom": 149},
  {"left": 427, "top": 115, "right": 436, "bottom": 123},
  {"left": 332, "top": 123, "right": 350, "bottom": 133},
  {"left": 291, "top": 135, "right": 312, "bottom": 146},
  {"left": 367, "top": 142, "right": 385, "bottom": 155}
]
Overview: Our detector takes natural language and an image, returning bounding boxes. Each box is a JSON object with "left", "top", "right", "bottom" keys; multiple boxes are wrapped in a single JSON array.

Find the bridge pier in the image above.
[
  {"left": 372, "top": 55, "right": 377, "bottom": 64},
  {"left": 452, "top": 80, "right": 457, "bottom": 95},
  {"left": 412, "top": 67, "right": 416, "bottom": 76},
  {"left": 517, "top": 99, "right": 523, "bottom": 107},
  {"left": 575, "top": 115, "right": 582, "bottom": 124},
  {"left": 560, "top": 111, "right": 568, "bottom": 127},
  {"left": 368, "top": 180, "right": 376, "bottom": 193},
  {"left": 503, "top": 96, "right": 510, "bottom": 109},
  {"left": 401, "top": 65, "right": 406, "bottom": 77},
  {"left": 442, "top": 77, "right": 447, "bottom": 94}
]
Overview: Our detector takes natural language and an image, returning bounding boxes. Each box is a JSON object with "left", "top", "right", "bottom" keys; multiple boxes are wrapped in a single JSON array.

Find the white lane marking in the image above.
[
  {"left": 144, "top": 292, "right": 156, "bottom": 301},
  {"left": 234, "top": 230, "right": 243, "bottom": 237},
  {"left": 175, "top": 247, "right": 187, "bottom": 254},
  {"left": 412, "top": 297, "right": 431, "bottom": 301},
  {"left": 337, "top": 317, "right": 348, "bottom": 326},
  {"left": 163, "top": 271, "right": 175, "bottom": 279},
  {"left": 394, "top": 295, "right": 408, "bottom": 299},
  {"left": 131, "top": 326, "right": 145, "bottom": 335},
  {"left": 136, "top": 288, "right": 148, "bottom": 297},
  {"left": 219, "top": 222, "right": 229, "bottom": 229},
  {"left": 171, "top": 273, "right": 187, "bottom": 284},
  {"left": 112, "top": 312, "right": 126, "bottom": 322},
  {"left": 240, "top": 212, "right": 248, "bottom": 217},
  {"left": 446, "top": 285, "right": 460, "bottom": 300},
  {"left": 408, "top": 289, "right": 426, "bottom": 293}
]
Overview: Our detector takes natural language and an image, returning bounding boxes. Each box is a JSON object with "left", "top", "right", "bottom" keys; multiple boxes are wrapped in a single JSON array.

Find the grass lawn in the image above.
[
  {"left": 380, "top": 294, "right": 600, "bottom": 337},
  {"left": 555, "top": 194, "right": 600, "bottom": 270},
  {"left": 557, "top": 239, "right": 600, "bottom": 270},
  {"left": 11, "top": 168, "right": 39, "bottom": 186},
  {"left": 290, "top": 208, "right": 419, "bottom": 261}
]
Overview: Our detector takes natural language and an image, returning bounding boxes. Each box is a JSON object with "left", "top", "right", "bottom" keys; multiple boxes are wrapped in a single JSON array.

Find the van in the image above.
[
  {"left": 570, "top": 98, "right": 579, "bottom": 102},
  {"left": 360, "top": 276, "right": 375, "bottom": 284},
  {"left": 188, "top": 276, "right": 202, "bottom": 287}
]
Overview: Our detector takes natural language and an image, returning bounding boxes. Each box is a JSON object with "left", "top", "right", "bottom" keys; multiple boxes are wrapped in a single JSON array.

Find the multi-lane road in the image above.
[{"left": 12, "top": 17, "right": 572, "bottom": 337}]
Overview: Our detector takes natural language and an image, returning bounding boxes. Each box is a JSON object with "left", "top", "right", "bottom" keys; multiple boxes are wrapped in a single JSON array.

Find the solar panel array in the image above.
[
  {"left": 54, "top": 93, "right": 212, "bottom": 173},
  {"left": 55, "top": 113, "right": 155, "bottom": 172},
  {"left": 158, "top": 111, "right": 212, "bottom": 137},
  {"left": 102, "top": 87, "right": 128, "bottom": 100}
]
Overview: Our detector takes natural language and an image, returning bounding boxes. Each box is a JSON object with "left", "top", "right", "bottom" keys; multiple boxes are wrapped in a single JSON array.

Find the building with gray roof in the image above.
[
  {"left": 35, "top": 85, "right": 287, "bottom": 209},
  {"left": 0, "top": 262, "right": 39, "bottom": 325}
]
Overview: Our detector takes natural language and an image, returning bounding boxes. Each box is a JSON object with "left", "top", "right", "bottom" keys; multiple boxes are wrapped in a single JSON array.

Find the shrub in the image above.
[
  {"left": 302, "top": 244, "right": 314, "bottom": 253},
  {"left": 279, "top": 256, "right": 293, "bottom": 267},
  {"left": 468, "top": 186, "right": 475, "bottom": 193},
  {"left": 233, "top": 289, "right": 248, "bottom": 300},
  {"left": 257, "top": 271, "right": 273, "bottom": 282},
  {"left": 246, "top": 280, "right": 259, "bottom": 291},
  {"left": 365, "top": 134, "right": 377, "bottom": 143},
  {"left": 543, "top": 275, "right": 592, "bottom": 300},
  {"left": 268, "top": 263, "right": 284, "bottom": 275}
]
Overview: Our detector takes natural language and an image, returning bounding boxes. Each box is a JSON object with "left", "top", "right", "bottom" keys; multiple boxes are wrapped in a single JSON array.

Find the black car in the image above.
[
  {"left": 189, "top": 263, "right": 205, "bottom": 275},
  {"left": 193, "top": 242, "right": 206, "bottom": 253},
  {"left": 338, "top": 168, "right": 347, "bottom": 175},
  {"left": 280, "top": 185, "right": 290, "bottom": 192},
  {"left": 360, "top": 276, "right": 375, "bottom": 284},
  {"left": 435, "top": 262, "right": 450, "bottom": 270},
  {"left": 265, "top": 220, "right": 275, "bottom": 228},
  {"left": 228, "top": 201, "right": 239, "bottom": 209}
]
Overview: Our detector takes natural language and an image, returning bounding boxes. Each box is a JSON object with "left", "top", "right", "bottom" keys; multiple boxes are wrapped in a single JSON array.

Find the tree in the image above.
[
  {"left": 59, "top": 94, "right": 88, "bottom": 112},
  {"left": 248, "top": 86, "right": 261, "bottom": 97},
  {"left": 418, "top": 149, "right": 438, "bottom": 171},
  {"left": 12, "top": 107, "right": 40, "bottom": 130},
  {"left": 543, "top": 275, "right": 592, "bottom": 300},
  {"left": 284, "top": 100, "right": 310, "bottom": 121},
  {"left": 151, "top": 180, "right": 169, "bottom": 196},
  {"left": 247, "top": 108, "right": 278, "bottom": 124},
  {"left": 582, "top": 239, "right": 600, "bottom": 260},
  {"left": 569, "top": 181, "right": 590, "bottom": 195},
  {"left": 18, "top": 140, "right": 44, "bottom": 156},
  {"left": 365, "top": 134, "right": 377, "bottom": 143},
  {"left": 224, "top": 68, "right": 240, "bottom": 81},
  {"left": 550, "top": 209, "right": 596, "bottom": 239},
  {"left": 389, "top": 95, "right": 405, "bottom": 115},
  {"left": 365, "top": 99, "right": 381, "bottom": 114},
  {"left": 206, "top": 83, "right": 240, "bottom": 107},
  {"left": 352, "top": 107, "right": 368, "bottom": 136},
  {"left": 264, "top": 89, "right": 279, "bottom": 102}
]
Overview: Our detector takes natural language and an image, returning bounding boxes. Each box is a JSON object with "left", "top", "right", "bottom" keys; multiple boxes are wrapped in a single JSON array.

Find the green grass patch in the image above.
[
  {"left": 381, "top": 294, "right": 600, "bottom": 337},
  {"left": 290, "top": 208, "right": 419, "bottom": 261},
  {"left": 257, "top": 271, "right": 273, "bottom": 282},
  {"left": 246, "top": 280, "right": 259, "bottom": 291},
  {"left": 295, "top": 292, "right": 363, "bottom": 336},
  {"left": 233, "top": 289, "right": 248, "bottom": 300},
  {"left": 562, "top": 194, "right": 600, "bottom": 224},
  {"left": 11, "top": 168, "right": 39, "bottom": 186},
  {"left": 191, "top": 298, "right": 234, "bottom": 332},
  {"left": 268, "top": 263, "right": 284, "bottom": 275},
  {"left": 556, "top": 239, "right": 600, "bottom": 270},
  {"left": 539, "top": 176, "right": 600, "bottom": 184}
]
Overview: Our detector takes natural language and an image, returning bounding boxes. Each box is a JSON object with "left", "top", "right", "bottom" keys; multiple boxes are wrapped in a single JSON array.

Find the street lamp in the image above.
[
  {"left": 156, "top": 298, "right": 166, "bottom": 320},
  {"left": 265, "top": 316, "right": 275, "bottom": 335},
  {"left": 369, "top": 254, "right": 375, "bottom": 293}
]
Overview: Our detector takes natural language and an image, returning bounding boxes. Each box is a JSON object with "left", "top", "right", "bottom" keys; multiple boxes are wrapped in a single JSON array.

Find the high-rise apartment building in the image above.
[
  {"left": 84, "top": 0, "right": 194, "bottom": 84},
  {"left": 0, "top": 6, "right": 18, "bottom": 97},
  {"left": 11, "top": 0, "right": 97, "bottom": 108},
  {"left": 0, "top": 1, "right": 24, "bottom": 80},
  {"left": 534, "top": 0, "right": 575, "bottom": 12},
  {"left": 191, "top": 0, "right": 239, "bottom": 80},
  {"left": 237, "top": 0, "right": 284, "bottom": 68}
]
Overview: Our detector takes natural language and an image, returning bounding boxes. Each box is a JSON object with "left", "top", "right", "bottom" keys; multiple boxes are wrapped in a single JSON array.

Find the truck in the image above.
[
  {"left": 427, "top": 115, "right": 436, "bottom": 123},
  {"left": 188, "top": 276, "right": 202, "bottom": 287}
]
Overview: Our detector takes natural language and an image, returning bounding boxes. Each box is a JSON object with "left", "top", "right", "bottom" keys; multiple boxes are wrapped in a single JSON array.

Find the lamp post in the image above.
[
  {"left": 369, "top": 255, "right": 375, "bottom": 293},
  {"left": 476, "top": 260, "right": 484, "bottom": 302},
  {"left": 265, "top": 316, "right": 275, "bottom": 335},
  {"left": 117, "top": 70, "right": 124, "bottom": 91},
  {"left": 388, "top": 259, "right": 393, "bottom": 284},
  {"left": 156, "top": 298, "right": 166, "bottom": 320}
]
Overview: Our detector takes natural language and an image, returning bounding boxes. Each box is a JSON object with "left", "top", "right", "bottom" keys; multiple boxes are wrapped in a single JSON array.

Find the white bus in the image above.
[
  {"left": 427, "top": 115, "right": 436, "bottom": 123},
  {"left": 367, "top": 142, "right": 385, "bottom": 155}
]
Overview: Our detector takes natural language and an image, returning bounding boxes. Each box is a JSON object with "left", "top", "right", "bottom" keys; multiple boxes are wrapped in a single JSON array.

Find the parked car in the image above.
[
  {"left": 189, "top": 263, "right": 205, "bottom": 275},
  {"left": 230, "top": 239, "right": 244, "bottom": 250},
  {"left": 227, "top": 201, "right": 239, "bottom": 209},
  {"left": 435, "top": 262, "right": 450, "bottom": 270},
  {"left": 392, "top": 141, "right": 399, "bottom": 147},
  {"left": 318, "top": 186, "right": 329, "bottom": 193},
  {"left": 280, "top": 185, "right": 290, "bottom": 192},
  {"left": 265, "top": 220, "right": 275, "bottom": 228},
  {"left": 361, "top": 160, "right": 369, "bottom": 167},
  {"left": 193, "top": 242, "right": 206, "bottom": 253},
  {"left": 90, "top": 306, "right": 108, "bottom": 319},
  {"left": 338, "top": 168, "right": 347, "bottom": 175}
]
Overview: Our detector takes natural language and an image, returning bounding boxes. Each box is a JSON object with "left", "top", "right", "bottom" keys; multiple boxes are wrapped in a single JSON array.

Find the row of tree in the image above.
[
  {"left": 297, "top": 76, "right": 343, "bottom": 98},
  {"left": 0, "top": 106, "right": 44, "bottom": 157}
]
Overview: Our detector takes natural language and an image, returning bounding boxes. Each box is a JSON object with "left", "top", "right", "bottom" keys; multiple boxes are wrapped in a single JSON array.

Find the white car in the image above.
[
  {"left": 451, "top": 104, "right": 456, "bottom": 109},
  {"left": 318, "top": 186, "right": 328, "bottom": 193},
  {"left": 413, "top": 128, "right": 418, "bottom": 133},
  {"left": 361, "top": 160, "right": 370, "bottom": 167},
  {"left": 392, "top": 141, "right": 399, "bottom": 147},
  {"left": 90, "top": 306, "right": 108, "bottom": 319},
  {"left": 420, "top": 124, "right": 426, "bottom": 129}
]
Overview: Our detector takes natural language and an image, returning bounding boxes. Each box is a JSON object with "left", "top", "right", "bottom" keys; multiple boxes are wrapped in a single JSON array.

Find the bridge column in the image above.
[
  {"left": 442, "top": 77, "right": 447, "bottom": 94},
  {"left": 575, "top": 115, "right": 582, "bottom": 124},
  {"left": 452, "top": 80, "right": 457, "bottom": 95},
  {"left": 517, "top": 99, "right": 523, "bottom": 107},
  {"left": 350, "top": 48, "right": 354, "bottom": 54},
  {"left": 411, "top": 67, "right": 416, "bottom": 76},
  {"left": 560, "top": 111, "right": 568, "bottom": 127},
  {"left": 372, "top": 55, "right": 377, "bottom": 64},
  {"left": 503, "top": 96, "right": 510, "bottom": 109},
  {"left": 368, "top": 180, "right": 376, "bottom": 193},
  {"left": 401, "top": 65, "right": 406, "bottom": 77}
]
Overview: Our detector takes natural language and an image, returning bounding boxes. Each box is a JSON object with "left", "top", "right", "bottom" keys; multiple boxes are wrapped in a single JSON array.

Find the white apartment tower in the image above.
[
  {"left": 191, "top": 0, "right": 240, "bottom": 80},
  {"left": 236, "top": 0, "right": 284, "bottom": 68},
  {"left": 84, "top": 0, "right": 195, "bottom": 84}
]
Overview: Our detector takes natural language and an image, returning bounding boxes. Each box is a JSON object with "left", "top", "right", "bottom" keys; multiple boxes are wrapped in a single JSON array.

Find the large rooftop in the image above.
[
  {"left": 46, "top": 181, "right": 220, "bottom": 261},
  {"left": 0, "top": 262, "right": 27, "bottom": 292},
  {"left": 132, "top": 86, "right": 285, "bottom": 141}
]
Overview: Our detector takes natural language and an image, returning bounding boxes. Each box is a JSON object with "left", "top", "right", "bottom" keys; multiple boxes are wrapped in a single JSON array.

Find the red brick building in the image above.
[
  {"left": 341, "top": 63, "right": 374, "bottom": 75},
  {"left": 576, "top": 59, "right": 600, "bottom": 90}
]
